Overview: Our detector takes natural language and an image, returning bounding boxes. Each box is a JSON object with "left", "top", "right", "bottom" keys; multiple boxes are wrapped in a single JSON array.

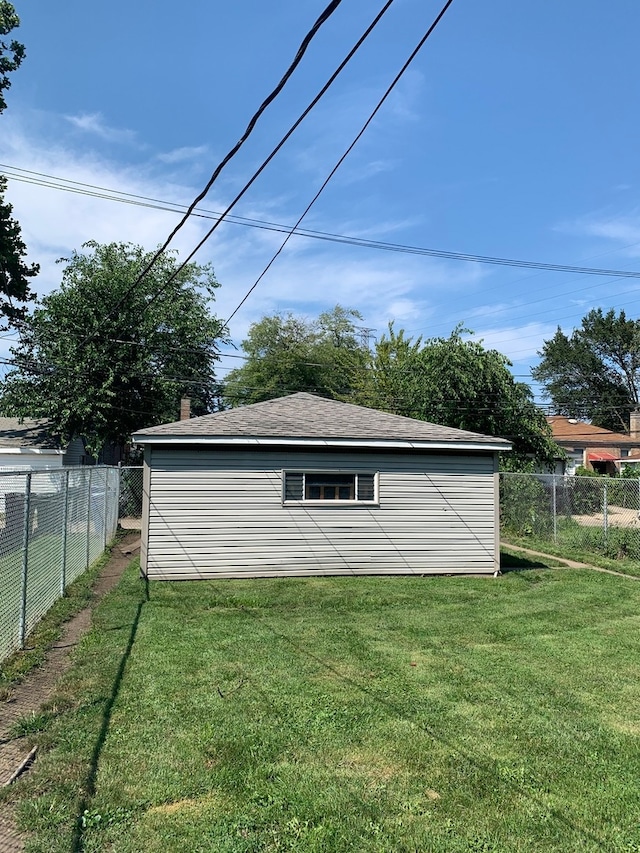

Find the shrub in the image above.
[
  {"left": 568, "top": 472, "right": 603, "bottom": 515},
  {"left": 500, "top": 475, "right": 552, "bottom": 536}
]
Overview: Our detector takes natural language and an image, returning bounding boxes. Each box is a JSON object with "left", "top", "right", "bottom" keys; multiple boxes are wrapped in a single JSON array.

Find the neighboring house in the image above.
[
  {"left": 132, "top": 392, "right": 511, "bottom": 580},
  {"left": 0, "top": 418, "right": 89, "bottom": 513},
  {"left": 0, "top": 418, "right": 88, "bottom": 470},
  {"left": 547, "top": 414, "right": 640, "bottom": 475}
]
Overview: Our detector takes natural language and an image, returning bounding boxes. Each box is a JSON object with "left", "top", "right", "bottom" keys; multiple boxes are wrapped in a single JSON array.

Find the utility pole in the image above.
[{"left": 356, "top": 326, "right": 376, "bottom": 349}]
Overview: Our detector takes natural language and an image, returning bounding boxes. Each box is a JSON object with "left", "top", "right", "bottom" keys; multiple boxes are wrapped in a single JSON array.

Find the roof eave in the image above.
[
  {"left": 131, "top": 435, "right": 511, "bottom": 452},
  {"left": 0, "top": 447, "right": 65, "bottom": 454}
]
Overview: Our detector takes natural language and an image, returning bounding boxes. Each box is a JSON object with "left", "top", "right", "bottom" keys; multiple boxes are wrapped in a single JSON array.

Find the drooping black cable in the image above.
[
  {"left": 130, "top": 0, "right": 344, "bottom": 288},
  {"left": 225, "top": 0, "right": 456, "bottom": 324},
  {"left": 86, "top": 0, "right": 397, "bottom": 334}
]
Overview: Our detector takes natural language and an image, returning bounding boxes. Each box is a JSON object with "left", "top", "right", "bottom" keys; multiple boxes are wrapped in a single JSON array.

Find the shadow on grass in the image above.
[
  {"left": 71, "top": 576, "right": 149, "bottom": 852},
  {"left": 500, "top": 549, "right": 559, "bottom": 573}
]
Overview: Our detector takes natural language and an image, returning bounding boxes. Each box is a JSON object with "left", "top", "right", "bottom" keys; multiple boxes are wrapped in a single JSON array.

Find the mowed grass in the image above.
[
  {"left": 0, "top": 536, "right": 118, "bottom": 696},
  {"left": 7, "top": 562, "right": 640, "bottom": 852}
]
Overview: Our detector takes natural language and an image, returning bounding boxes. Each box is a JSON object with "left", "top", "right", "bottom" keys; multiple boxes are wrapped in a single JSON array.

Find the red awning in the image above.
[{"left": 587, "top": 452, "right": 618, "bottom": 462}]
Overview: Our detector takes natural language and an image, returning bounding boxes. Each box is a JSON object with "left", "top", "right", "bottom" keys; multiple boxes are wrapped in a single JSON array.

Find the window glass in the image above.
[
  {"left": 284, "top": 472, "right": 376, "bottom": 503},
  {"left": 285, "top": 472, "right": 303, "bottom": 500},
  {"left": 357, "top": 474, "right": 375, "bottom": 501},
  {"left": 305, "top": 473, "right": 355, "bottom": 501}
]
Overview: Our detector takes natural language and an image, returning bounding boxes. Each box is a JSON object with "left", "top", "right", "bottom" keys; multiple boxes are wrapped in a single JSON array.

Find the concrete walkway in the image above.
[{"left": 502, "top": 541, "right": 640, "bottom": 580}]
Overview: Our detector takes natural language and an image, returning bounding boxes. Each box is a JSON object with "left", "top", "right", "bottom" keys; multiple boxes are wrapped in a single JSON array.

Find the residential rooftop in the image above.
[
  {"left": 133, "top": 393, "right": 511, "bottom": 450},
  {"left": 0, "top": 417, "right": 62, "bottom": 450},
  {"left": 547, "top": 415, "right": 639, "bottom": 445}
]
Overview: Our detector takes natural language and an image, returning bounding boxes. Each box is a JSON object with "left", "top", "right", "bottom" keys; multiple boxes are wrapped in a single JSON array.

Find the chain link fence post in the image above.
[
  {"left": 85, "top": 467, "right": 93, "bottom": 571},
  {"left": 1, "top": 465, "right": 123, "bottom": 666},
  {"left": 500, "top": 470, "right": 640, "bottom": 561},
  {"left": 18, "top": 472, "right": 32, "bottom": 649},
  {"left": 603, "top": 479, "right": 608, "bottom": 550},
  {"left": 103, "top": 468, "right": 109, "bottom": 549},
  {"left": 60, "top": 468, "right": 70, "bottom": 597}
]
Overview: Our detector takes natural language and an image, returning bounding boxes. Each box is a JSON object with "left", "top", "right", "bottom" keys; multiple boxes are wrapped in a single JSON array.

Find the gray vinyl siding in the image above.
[
  {"left": 62, "top": 437, "right": 86, "bottom": 467},
  {"left": 143, "top": 447, "right": 499, "bottom": 580}
]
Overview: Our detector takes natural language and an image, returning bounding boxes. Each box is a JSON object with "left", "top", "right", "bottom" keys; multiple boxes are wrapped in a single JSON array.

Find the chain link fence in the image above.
[
  {"left": 0, "top": 466, "right": 120, "bottom": 665},
  {"left": 500, "top": 472, "right": 640, "bottom": 560},
  {"left": 118, "top": 466, "right": 143, "bottom": 521}
]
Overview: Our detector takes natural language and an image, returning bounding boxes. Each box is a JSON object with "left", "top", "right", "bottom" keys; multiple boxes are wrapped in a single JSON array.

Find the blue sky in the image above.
[{"left": 2, "top": 0, "right": 640, "bottom": 397}]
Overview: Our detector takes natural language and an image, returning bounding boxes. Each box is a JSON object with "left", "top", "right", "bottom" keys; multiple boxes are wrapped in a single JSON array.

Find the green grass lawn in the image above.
[
  {"left": 0, "top": 535, "right": 113, "bottom": 691},
  {"left": 501, "top": 530, "right": 640, "bottom": 577},
  {"left": 5, "top": 561, "right": 640, "bottom": 852}
]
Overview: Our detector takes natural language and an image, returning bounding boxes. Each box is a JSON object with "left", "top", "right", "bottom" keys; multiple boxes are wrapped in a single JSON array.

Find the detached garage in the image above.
[{"left": 132, "top": 393, "right": 511, "bottom": 580}]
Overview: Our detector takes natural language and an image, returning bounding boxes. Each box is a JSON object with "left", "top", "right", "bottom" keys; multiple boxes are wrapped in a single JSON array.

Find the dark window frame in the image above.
[{"left": 282, "top": 470, "right": 378, "bottom": 505}]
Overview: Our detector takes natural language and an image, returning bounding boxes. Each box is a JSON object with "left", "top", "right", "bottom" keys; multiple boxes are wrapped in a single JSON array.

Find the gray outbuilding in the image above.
[
  {"left": 132, "top": 393, "right": 511, "bottom": 580},
  {"left": 0, "top": 418, "right": 87, "bottom": 469}
]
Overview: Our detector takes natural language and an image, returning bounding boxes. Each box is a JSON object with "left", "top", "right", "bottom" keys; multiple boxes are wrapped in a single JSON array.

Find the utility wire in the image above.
[
  {"left": 2, "top": 351, "right": 637, "bottom": 426},
  {"left": 102, "top": 0, "right": 398, "bottom": 326},
  {"left": 225, "top": 0, "right": 456, "bottom": 324},
  {"left": 5, "top": 163, "right": 640, "bottom": 283},
  {"left": 130, "top": 0, "right": 344, "bottom": 288}
]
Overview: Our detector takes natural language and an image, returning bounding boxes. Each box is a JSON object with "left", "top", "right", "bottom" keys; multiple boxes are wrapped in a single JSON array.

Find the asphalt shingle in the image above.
[
  {"left": 133, "top": 393, "right": 510, "bottom": 447},
  {"left": 0, "top": 418, "right": 62, "bottom": 449}
]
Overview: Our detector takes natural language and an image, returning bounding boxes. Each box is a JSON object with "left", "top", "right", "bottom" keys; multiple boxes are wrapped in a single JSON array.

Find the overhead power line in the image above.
[
  {"left": 132, "top": 0, "right": 345, "bottom": 287},
  {"left": 225, "top": 0, "right": 456, "bottom": 323},
  {"left": 5, "top": 163, "right": 640, "bottom": 283},
  {"left": 72, "top": 0, "right": 397, "bottom": 347}
]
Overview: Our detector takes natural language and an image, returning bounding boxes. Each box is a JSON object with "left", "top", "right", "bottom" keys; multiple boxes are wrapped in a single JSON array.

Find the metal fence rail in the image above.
[
  {"left": 500, "top": 472, "right": 640, "bottom": 560},
  {"left": 0, "top": 466, "right": 120, "bottom": 665}
]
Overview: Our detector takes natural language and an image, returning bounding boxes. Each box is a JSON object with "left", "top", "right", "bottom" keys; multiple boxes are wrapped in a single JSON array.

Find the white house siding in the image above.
[
  {"left": 0, "top": 455, "right": 66, "bottom": 513},
  {"left": 142, "top": 447, "right": 498, "bottom": 580}
]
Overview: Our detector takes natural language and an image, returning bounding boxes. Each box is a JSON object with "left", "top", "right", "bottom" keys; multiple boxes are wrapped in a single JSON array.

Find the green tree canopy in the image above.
[
  {"left": 0, "top": 2, "right": 37, "bottom": 328},
  {"left": 222, "top": 305, "right": 369, "bottom": 406},
  {"left": 0, "top": 1, "right": 24, "bottom": 113},
  {"left": 532, "top": 308, "right": 640, "bottom": 432},
  {"left": 357, "top": 324, "right": 557, "bottom": 469},
  {"left": 1, "top": 241, "right": 227, "bottom": 455},
  {"left": 0, "top": 175, "right": 38, "bottom": 327}
]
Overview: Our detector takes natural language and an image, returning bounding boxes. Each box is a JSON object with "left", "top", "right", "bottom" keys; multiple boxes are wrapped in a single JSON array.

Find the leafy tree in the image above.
[
  {"left": 0, "top": 1, "right": 24, "bottom": 113},
  {"left": 532, "top": 308, "right": 640, "bottom": 432},
  {"left": 223, "top": 305, "right": 369, "bottom": 406},
  {"left": 0, "top": 175, "right": 38, "bottom": 327},
  {"left": 357, "top": 324, "right": 557, "bottom": 469},
  {"left": 1, "top": 241, "right": 227, "bottom": 456},
  {"left": 0, "top": 2, "right": 37, "bottom": 328}
]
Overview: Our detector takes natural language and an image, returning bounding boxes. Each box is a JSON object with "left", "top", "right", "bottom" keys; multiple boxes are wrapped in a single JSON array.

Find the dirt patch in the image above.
[
  {"left": 569, "top": 505, "right": 640, "bottom": 529},
  {"left": 0, "top": 532, "right": 140, "bottom": 852}
]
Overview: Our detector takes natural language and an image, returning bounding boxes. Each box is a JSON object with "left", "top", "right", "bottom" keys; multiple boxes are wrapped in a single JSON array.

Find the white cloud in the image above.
[
  {"left": 157, "top": 145, "right": 210, "bottom": 164},
  {"left": 0, "top": 117, "right": 217, "bottom": 298},
  {"left": 583, "top": 219, "right": 640, "bottom": 244},
  {"left": 469, "top": 322, "right": 558, "bottom": 363},
  {"left": 556, "top": 211, "right": 640, "bottom": 257},
  {"left": 383, "top": 69, "right": 424, "bottom": 123},
  {"left": 0, "top": 109, "right": 498, "bottom": 379},
  {"left": 336, "top": 157, "right": 400, "bottom": 186},
  {"left": 64, "top": 112, "right": 139, "bottom": 146},
  {"left": 287, "top": 71, "right": 426, "bottom": 185}
]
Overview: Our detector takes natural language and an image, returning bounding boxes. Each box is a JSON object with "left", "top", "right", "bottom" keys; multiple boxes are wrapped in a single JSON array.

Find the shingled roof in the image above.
[
  {"left": 132, "top": 393, "right": 511, "bottom": 451},
  {"left": 547, "top": 416, "right": 639, "bottom": 446},
  {"left": 0, "top": 418, "right": 63, "bottom": 449}
]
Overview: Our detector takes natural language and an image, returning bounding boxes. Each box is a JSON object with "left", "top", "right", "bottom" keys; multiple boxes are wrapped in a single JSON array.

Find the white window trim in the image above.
[{"left": 282, "top": 470, "right": 379, "bottom": 506}]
